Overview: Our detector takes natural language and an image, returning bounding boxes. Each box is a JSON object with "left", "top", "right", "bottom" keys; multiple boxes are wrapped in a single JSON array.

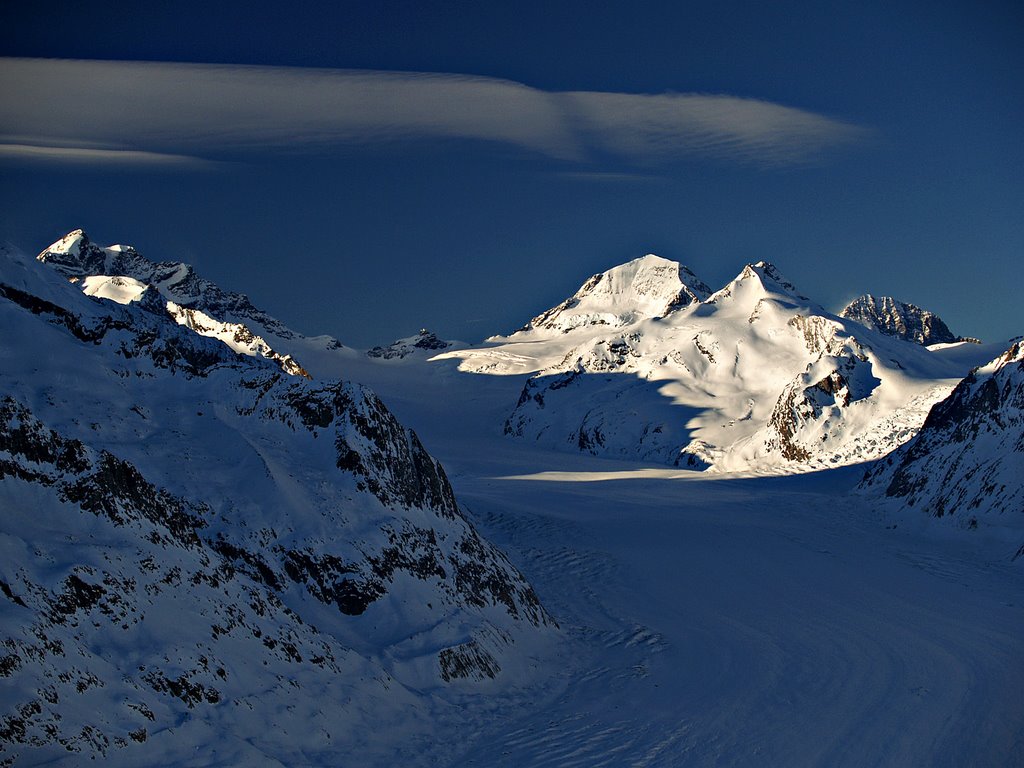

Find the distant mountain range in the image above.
[
  {"left": 367, "top": 329, "right": 454, "bottom": 360},
  {"left": 32, "top": 229, "right": 1016, "bottom": 483},
  {"left": 29, "top": 231, "right": 1017, "bottom": 483},
  {"left": 3, "top": 230, "right": 1021, "bottom": 763}
]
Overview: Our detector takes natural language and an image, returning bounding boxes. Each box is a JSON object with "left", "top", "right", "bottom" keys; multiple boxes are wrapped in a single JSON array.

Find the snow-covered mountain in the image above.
[
  {"left": 512, "top": 254, "right": 712, "bottom": 335},
  {"left": 0, "top": 244, "right": 552, "bottom": 763},
  {"left": 5, "top": 231, "right": 1022, "bottom": 768},
  {"left": 38, "top": 230, "right": 304, "bottom": 342},
  {"left": 440, "top": 257, "right": 1000, "bottom": 472},
  {"left": 859, "top": 340, "right": 1024, "bottom": 557},
  {"left": 367, "top": 329, "right": 454, "bottom": 360},
  {"left": 37, "top": 230, "right": 355, "bottom": 378},
  {"left": 839, "top": 294, "right": 967, "bottom": 346}
]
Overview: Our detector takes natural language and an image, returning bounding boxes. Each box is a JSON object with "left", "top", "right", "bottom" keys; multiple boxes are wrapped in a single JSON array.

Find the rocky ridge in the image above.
[
  {"left": 38, "top": 230, "right": 300, "bottom": 339},
  {"left": 37, "top": 230, "right": 341, "bottom": 377},
  {"left": 0, "top": 243, "right": 552, "bottom": 763},
  {"left": 859, "top": 339, "right": 1024, "bottom": 557},
  {"left": 839, "top": 294, "right": 969, "bottom": 346},
  {"left": 367, "top": 329, "right": 453, "bottom": 360}
]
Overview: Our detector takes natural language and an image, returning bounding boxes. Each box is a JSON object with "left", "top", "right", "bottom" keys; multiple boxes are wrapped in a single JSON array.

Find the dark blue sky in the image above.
[{"left": 1, "top": 1, "right": 1021, "bottom": 346}]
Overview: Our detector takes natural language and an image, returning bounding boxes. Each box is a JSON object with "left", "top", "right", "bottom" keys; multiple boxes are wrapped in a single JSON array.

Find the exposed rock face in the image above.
[
  {"left": 839, "top": 294, "right": 963, "bottom": 346},
  {"left": 1, "top": 398, "right": 352, "bottom": 758},
  {"left": 160, "top": 298, "right": 309, "bottom": 377},
  {"left": 766, "top": 348, "right": 878, "bottom": 461},
  {"left": 1, "top": 243, "right": 552, "bottom": 762},
  {"left": 438, "top": 637, "right": 502, "bottom": 682},
  {"left": 860, "top": 340, "right": 1024, "bottom": 556},
  {"left": 0, "top": 279, "right": 244, "bottom": 378},
  {"left": 367, "top": 329, "right": 452, "bottom": 360}
]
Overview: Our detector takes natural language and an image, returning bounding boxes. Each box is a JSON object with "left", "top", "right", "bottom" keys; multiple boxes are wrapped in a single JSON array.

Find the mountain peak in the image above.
[
  {"left": 37, "top": 229, "right": 109, "bottom": 279},
  {"left": 512, "top": 253, "right": 711, "bottom": 336},
  {"left": 367, "top": 328, "right": 453, "bottom": 360},
  {"left": 840, "top": 294, "right": 963, "bottom": 346},
  {"left": 632, "top": 253, "right": 677, "bottom": 269},
  {"left": 45, "top": 228, "right": 89, "bottom": 254},
  {"left": 739, "top": 261, "right": 806, "bottom": 297},
  {"left": 706, "top": 260, "right": 809, "bottom": 308},
  {"left": 36, "top": 231, "right": 306, "bottom": 343}
]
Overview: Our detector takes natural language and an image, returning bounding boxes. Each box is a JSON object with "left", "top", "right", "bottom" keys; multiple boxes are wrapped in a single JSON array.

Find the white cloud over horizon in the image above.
[
  {"left": 0, "top": 57, "right": 868, "bottom": 169},
  {"left": 0, "top": 142, "right": 214, "bottom": 167}
]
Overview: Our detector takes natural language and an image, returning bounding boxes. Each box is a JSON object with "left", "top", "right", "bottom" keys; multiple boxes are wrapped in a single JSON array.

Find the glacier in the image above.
[{"left": 2, "top": 233, "right": 1022, "bottom": 766}]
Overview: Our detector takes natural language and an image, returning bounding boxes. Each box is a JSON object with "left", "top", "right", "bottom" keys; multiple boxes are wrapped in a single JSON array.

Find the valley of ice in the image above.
[{"left": 1, "top": 232, "right": 1021, "bottom": 766}]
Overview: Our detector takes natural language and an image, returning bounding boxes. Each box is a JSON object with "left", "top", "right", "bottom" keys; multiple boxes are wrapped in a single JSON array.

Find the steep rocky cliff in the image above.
[
  {"left": 859, "top": 340, "right": 1024, "bottom": 558},
  {"left": 839, "top": 294, "right": 966, "bottom": 346},
  {"left": 1, "top": 243, "right": 551, "bottom": 764}
]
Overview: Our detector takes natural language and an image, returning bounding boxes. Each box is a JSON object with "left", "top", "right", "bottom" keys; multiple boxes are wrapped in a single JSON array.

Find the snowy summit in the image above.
[
  {"left": 441, "top": 253, "right": 1003, "bottom": 473},
  {"left": 507, "top": 254, "right": 712, "bottom": 336}
]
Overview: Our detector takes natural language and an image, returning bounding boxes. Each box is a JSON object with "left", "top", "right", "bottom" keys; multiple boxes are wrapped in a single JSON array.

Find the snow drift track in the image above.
[{"left": 447, "top": 464, "right": 1024, "bottom": 767}]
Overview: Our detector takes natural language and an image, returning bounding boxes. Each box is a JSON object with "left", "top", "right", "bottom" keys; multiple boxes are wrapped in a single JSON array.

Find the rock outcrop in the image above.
[
  {"left": 859, "top": 340, "right": 1024, "bottom": 557},
  {"left": 1, "top": 242, "right": 552, "bottom": 763},
  {"left": 839, "top": 294, "right": 966, "bottom": 346},
  {"left": 367, "top": 329, "right": 452, "bottom": 360}
]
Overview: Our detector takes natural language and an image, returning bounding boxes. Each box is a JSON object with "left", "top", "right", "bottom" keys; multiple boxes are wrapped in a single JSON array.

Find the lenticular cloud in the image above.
[{"left": 0, "top": 57, "right": 866, "bottom": 167}]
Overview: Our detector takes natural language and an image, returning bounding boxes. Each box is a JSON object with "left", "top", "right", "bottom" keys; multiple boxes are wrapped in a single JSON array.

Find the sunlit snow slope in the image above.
[
  {"left": 440, "top": 256, "right": 1000, "bottom": 472},
  {"left": 37, "top": 230, "right": 357, "bottom": 378}
]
